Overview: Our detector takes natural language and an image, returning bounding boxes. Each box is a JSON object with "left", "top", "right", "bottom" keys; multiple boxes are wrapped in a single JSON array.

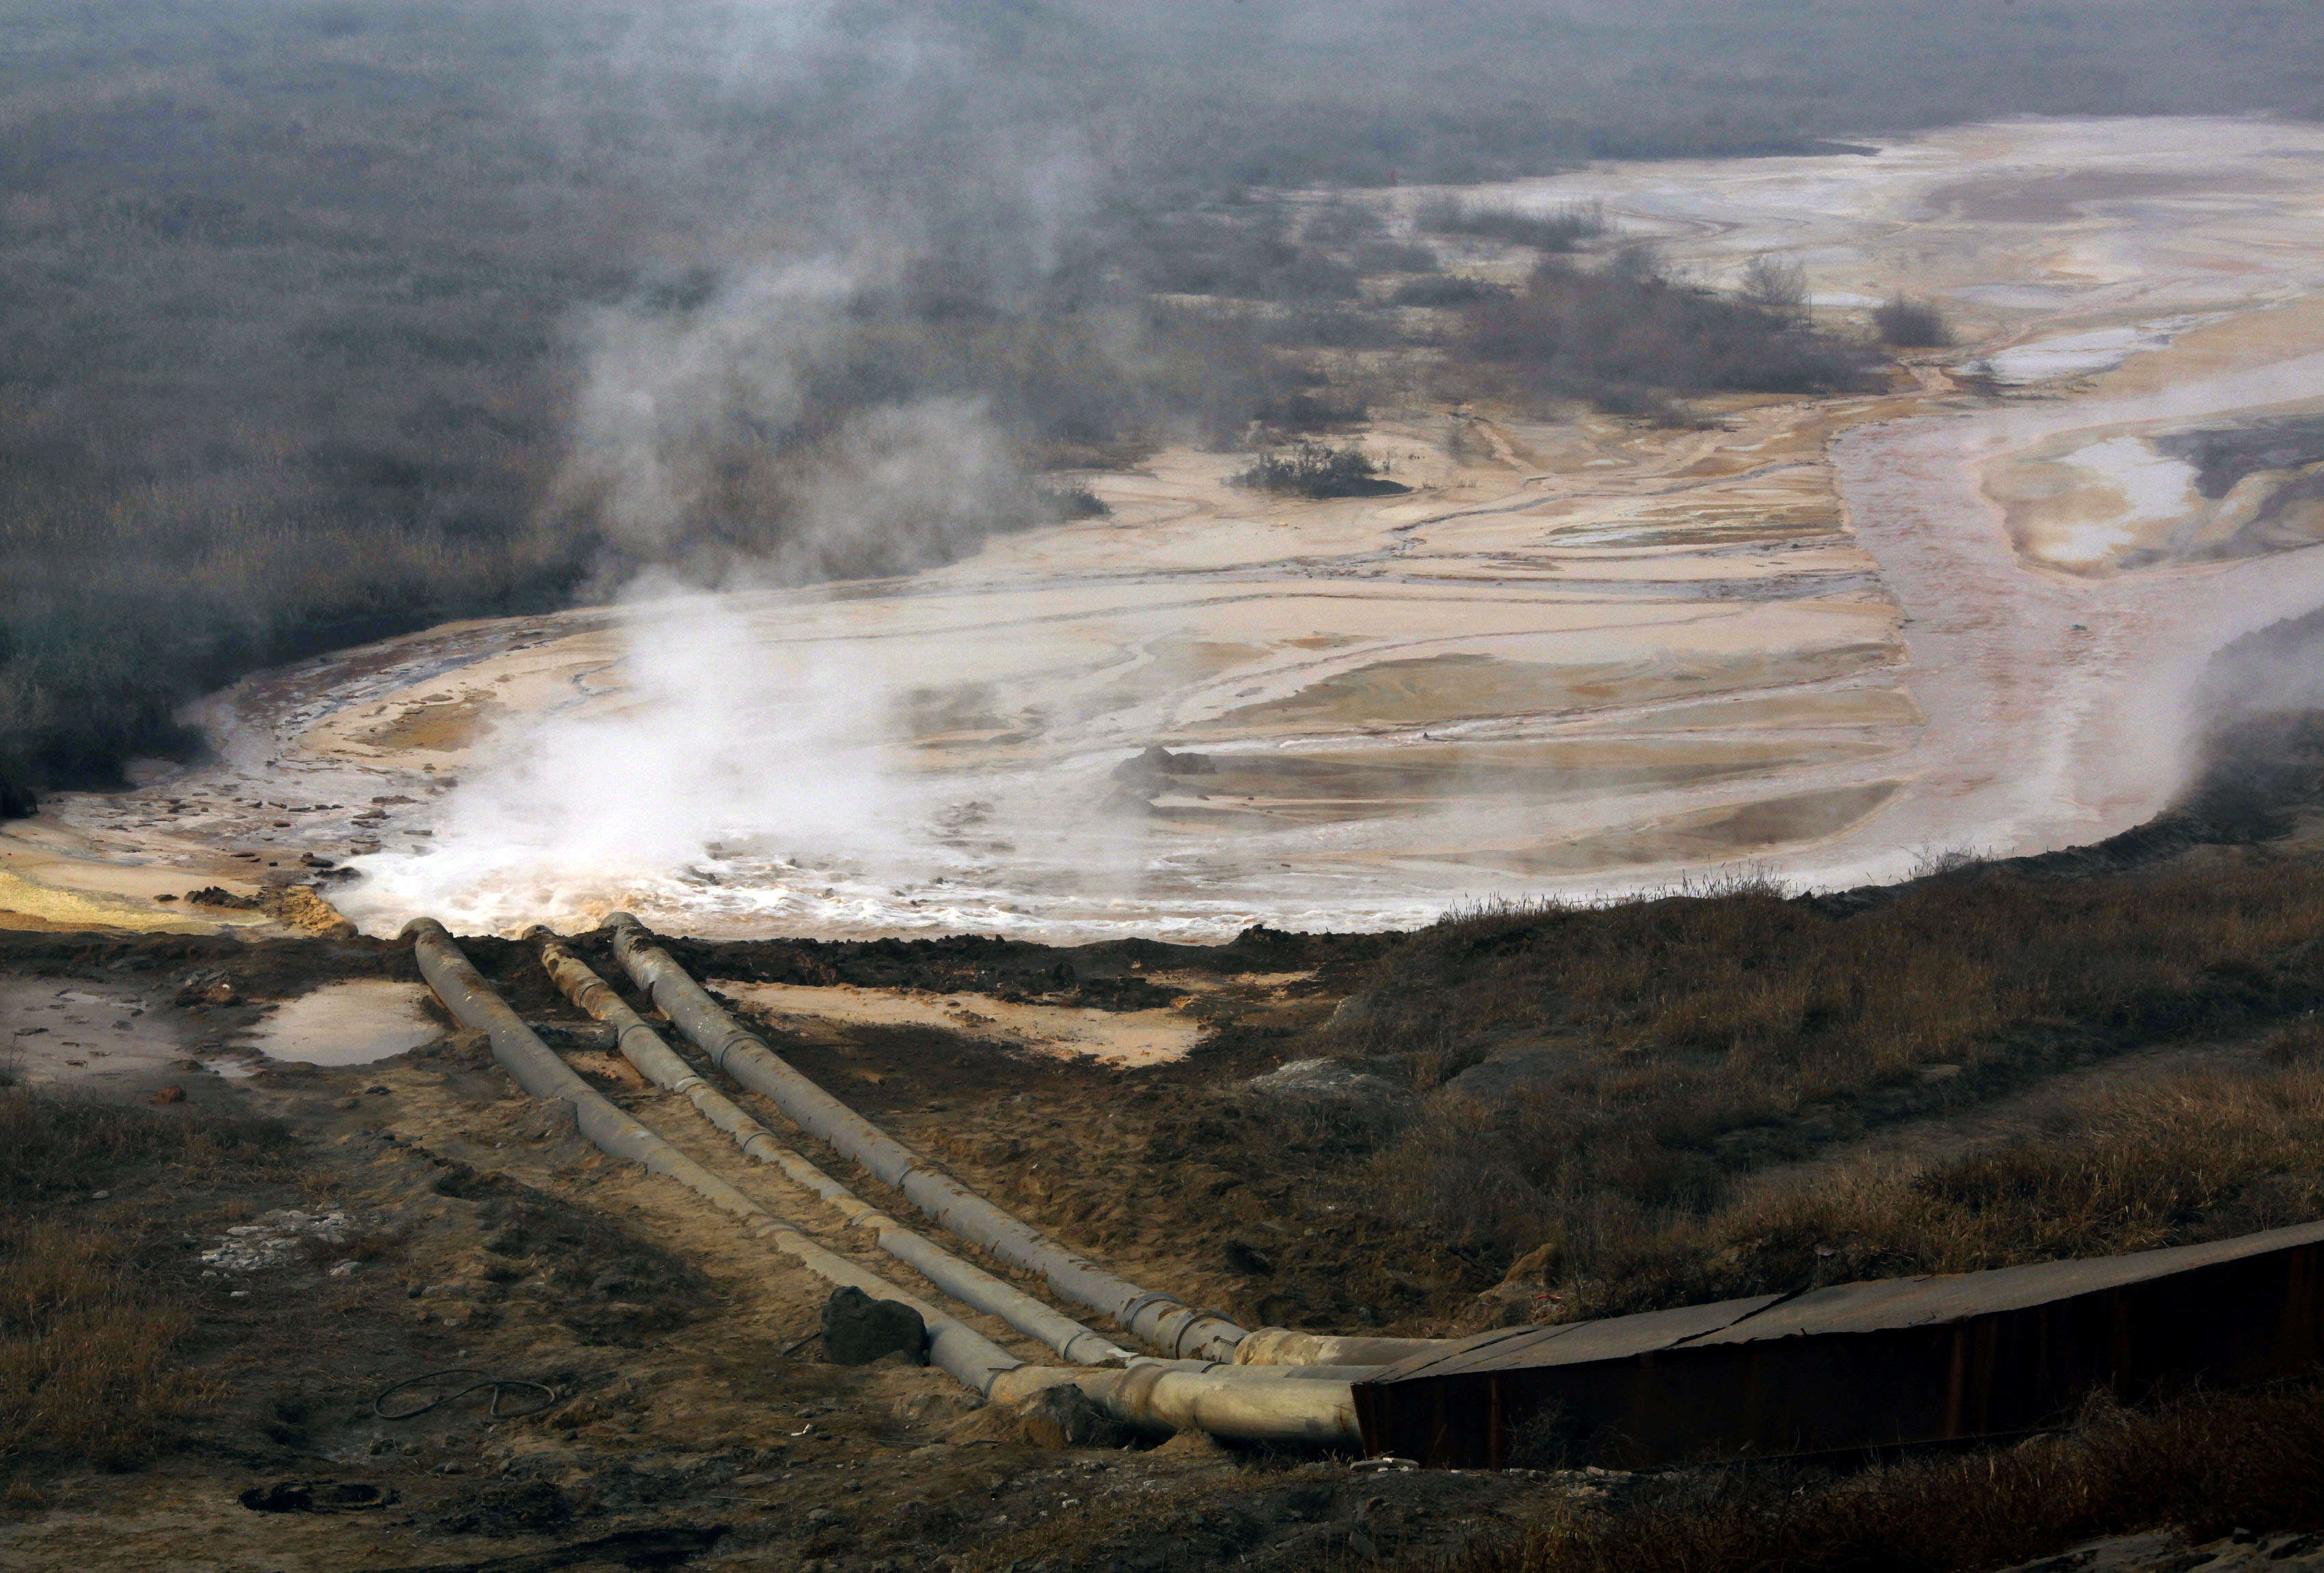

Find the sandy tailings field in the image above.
[{"left": 13, "top": 116, "right": 2324, "bottom": 941}]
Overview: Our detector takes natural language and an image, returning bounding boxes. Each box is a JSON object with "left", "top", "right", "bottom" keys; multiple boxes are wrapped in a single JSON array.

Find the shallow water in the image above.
[{"left": 252, "top": 981, "right": 440, "bottom": 1066}]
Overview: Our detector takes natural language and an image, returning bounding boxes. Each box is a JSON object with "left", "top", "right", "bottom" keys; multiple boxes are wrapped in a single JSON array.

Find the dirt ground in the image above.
[
  {"left": 0, "top": 920, "right": 1573, "bottom": 1573},
  {"left": 11, "top": 775, "right": 2324, "bottom": 1570}
]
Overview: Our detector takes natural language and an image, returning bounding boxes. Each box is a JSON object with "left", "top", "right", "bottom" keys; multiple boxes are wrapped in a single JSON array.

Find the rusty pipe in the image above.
[
  {"left": 526, "top": 926, "right": 1131, "bottom": 1367},
  {"left": 606, "top": 913, "right": 1249, "bottom": 1362}
]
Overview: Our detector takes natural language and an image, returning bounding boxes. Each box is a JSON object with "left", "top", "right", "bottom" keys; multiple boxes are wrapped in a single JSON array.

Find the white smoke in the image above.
[{"left": 340, "top": 575, "right": 925, "bottom": 937}]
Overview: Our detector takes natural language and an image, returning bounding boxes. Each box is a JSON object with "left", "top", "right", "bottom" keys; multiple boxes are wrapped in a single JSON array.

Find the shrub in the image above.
[
  {"left": 1461, "top": 250, "right": 1878, "bottom": 408},
  {"left": 1874, "top": 294, "right": 1954, "bottom": 347},
  {"left": 1230, "top": 441, "right": 1410, "bottom": 498},
  {"left": 1738, "top": 254, "right": 1809, "bottom": 317},
  {"left": 1420, "top": 196, "right": 1608, "bottom": 252},
  {"left": 1390, "top": 274, "right": 1510, "bottom": 307}
]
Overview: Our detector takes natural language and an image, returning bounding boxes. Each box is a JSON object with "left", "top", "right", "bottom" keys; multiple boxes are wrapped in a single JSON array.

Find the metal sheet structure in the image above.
[{"left": 1353, "top": 1221, "right": 2324, "bottom": 1468}]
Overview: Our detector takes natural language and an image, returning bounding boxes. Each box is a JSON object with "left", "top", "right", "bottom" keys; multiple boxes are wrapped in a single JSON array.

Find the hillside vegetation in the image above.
[{"left": 4, "top": 0, "right": 2322, "bottom": 803}]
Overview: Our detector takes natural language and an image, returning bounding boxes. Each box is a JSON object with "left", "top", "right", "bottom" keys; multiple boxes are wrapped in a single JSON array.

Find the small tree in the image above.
[{"left": 1740, "top": 255, "right": 1809, "bottom": 319}]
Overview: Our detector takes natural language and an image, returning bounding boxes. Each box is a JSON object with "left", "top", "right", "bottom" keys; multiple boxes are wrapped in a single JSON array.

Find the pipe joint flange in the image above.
[
  {"left": 1117, "top": 1289, "right": 1185, "bottom": 1334},
  {"left": 1113, "top": 1359, "right": 1174, "bottom": 1412},
  {"left": 1062, "top": 1331, "right": 1132, "bottom": 1367},
  {"left": 1172, "top": 1309, "right": 1241, "bottom": 1360}
]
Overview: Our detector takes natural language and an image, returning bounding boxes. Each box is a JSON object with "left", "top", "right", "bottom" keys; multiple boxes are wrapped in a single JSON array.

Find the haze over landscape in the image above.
[{"left": 14, "top": 5, "right": 2324, "bottom": 1572}]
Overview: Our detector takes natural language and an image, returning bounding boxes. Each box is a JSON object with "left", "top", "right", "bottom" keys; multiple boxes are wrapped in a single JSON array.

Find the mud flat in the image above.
[{"left": 14, "top": 116, "right": 2324, "bottom": 939}]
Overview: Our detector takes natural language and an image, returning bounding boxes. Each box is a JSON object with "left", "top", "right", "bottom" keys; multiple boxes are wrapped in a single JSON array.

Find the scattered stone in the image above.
[
  {"left": 820, "top": 1286, "right": 927, "bottom": 1366},
  {"left": 199, "top": 1209, "right": 355, "bottom": 1272},
  {"left": 328, "top": 1260, "right": 364, "bottom": 1278},
  {"left": 174, "top": 969, "right": 243, "bottom": 1006}
]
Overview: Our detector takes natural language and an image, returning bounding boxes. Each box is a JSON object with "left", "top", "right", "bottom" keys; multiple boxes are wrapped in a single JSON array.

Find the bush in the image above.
[
  {"left": 1460, "top": 250, "right": 1878, "bottom": 409},
  {"left": 1230, "top": 441, "right": 1410, "bottom": 498},
  {"left": 1419, "top": 197, "right": 1608, "bottom": 252},
  {"left": 1389, "top": 274, "right": 1510, "bottom": 307},
  {"left": 1874, "top": 294, "right": 1954, "bottom": 347}
]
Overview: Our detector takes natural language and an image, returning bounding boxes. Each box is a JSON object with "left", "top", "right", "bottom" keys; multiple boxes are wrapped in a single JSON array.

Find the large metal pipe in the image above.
[
  {"left": 410, "top": 919, "right": 1360, "bottom": 1447},
  {"left": 406, "top": 918, "right": 1026, "bottom": 1393},
  {"left": 528, "top": 926, "right": 1129, "bottom": 1368},
  {"left": 607, "top": 913, "right": 1251, "bottom": 1362}
]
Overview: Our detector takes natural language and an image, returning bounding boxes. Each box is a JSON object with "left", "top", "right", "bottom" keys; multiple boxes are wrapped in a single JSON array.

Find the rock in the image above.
[
  {"left": 1442, "top": 1044, "right": 1567, "bottom": 1103},
  {"left": 150, "top": 1085, "right": 186, "bottom": 1105},
  {"left": 1474, "top": 1235, "right": 1568, "bottom": 1321},
  {"left": 433, "top": 1479, "right": 572, "bottom": 1537},
  {"left": 520, "top": 1100, "right": 580, "bottom": 1144},
  {"left": 1150, "top": 1427, "right": 1233, "bottom": 1462},
  {"left": 1012, "top": 1382, "right": 1133, "bottom": 1450},
  {"left": 1247, "top": 1058, "right": 1403, "bottom": 1105},
  {"left": 1328, "top": 992, "right": 1378, "bottom": 1029},
  {"left": 820, "top": 1286, "right": 926, "bottom": 1367},
  {"left": 1113, "top": 745, "right": 1218, "bottom": 788},
  {"left": 1222, "top": 1239, "right": 1275, "bottom": 1276},
  {"left": 264, "top": 885, "right": 359, "bottom": 939},
  {"left": 183, "top": 889, "right": 261, "bottom": 911},
  {"left": 239, "top": 1479, "right": 398, "bottom": 1514}
]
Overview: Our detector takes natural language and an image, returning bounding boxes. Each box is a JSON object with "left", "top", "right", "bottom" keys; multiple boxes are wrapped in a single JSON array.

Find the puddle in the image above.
[
  {"left": 252, "top": 980, "right": 441, "bottom": 1066},
  {"left": 2, "top": 980, "right": 183, "bottom": 1089}
]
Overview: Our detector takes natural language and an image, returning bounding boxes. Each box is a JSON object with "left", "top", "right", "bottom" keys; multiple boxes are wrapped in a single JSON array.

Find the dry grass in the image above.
[
  {"left": 1436, "top": 1382, "right": 2324, "bottom": 1573},
  {"left": 1548, "top": 1040, "right": 2324, "bottom": 1320},
  {"left": 1342, "top": 858, "right": 2324, "bottom": 1267},
  {"left": 0, "top": 1089, "right": 295, "bottom": 1481},
  {"left": 0, "top": 1220, "right": 215, "bottom": 1475}
]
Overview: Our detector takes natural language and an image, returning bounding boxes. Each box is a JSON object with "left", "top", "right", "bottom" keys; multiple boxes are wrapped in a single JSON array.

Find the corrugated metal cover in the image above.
[
  {"left": 1353, "top": 1219, "right": 2324, "bottom": 1468},
  {"left": 1687, "top": 1219, "right": 2324, "bottom": 1345},
  {"left": 1369, "top": 1219, "right": 2324, "bottom": 1384},
  {"left": 1373, "top": 1294, "right": 1786, "bottom": 1380}
]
